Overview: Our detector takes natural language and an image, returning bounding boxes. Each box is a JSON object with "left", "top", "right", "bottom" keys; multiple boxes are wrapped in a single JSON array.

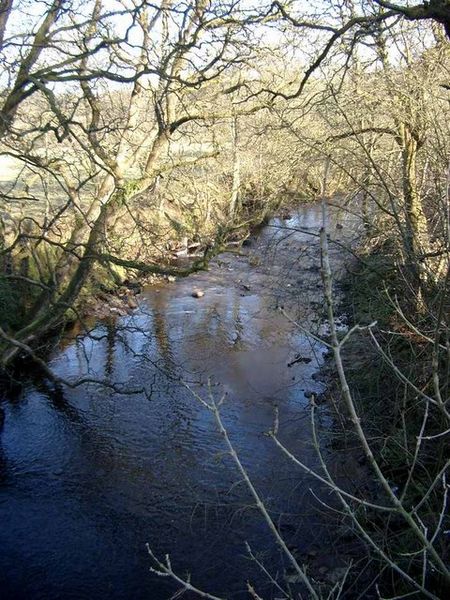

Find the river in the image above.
[{"left": 0, "top": 203, "right": 355, "bottom": 599}]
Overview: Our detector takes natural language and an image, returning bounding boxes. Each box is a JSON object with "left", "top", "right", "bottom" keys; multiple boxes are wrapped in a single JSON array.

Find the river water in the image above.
[{"left": 0, "top": 203, "right": 354, "bottom": 599}]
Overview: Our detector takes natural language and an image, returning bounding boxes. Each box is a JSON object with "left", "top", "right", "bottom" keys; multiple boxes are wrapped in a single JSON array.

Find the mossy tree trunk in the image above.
[
  {"left": 229, "top": 114, "right": 241, "bottom": 219},
  {"left": 398, "top": 123, "right": 430, "bottom": 291}
]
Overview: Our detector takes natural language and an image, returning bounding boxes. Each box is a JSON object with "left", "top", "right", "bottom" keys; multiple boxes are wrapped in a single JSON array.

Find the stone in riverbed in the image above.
[
  {"left": 127, "top": 296, "right": 138, "bottom": 309},
  {"left": 192, "top": 290, "right": 205, "bottom": 298}
]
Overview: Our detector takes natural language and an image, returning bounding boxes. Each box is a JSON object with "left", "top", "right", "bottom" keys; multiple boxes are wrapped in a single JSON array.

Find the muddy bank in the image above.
[{"left": 0, "top": 203, "right": 362, "bottom": 599}]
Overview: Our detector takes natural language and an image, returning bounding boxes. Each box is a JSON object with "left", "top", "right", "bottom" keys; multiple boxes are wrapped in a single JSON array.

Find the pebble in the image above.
[
  {"left": 127, "top": 296, "right": 138, "bottom": 309},
  {"left": 192, "top": 290, "right": 205, "bottom": 298}
]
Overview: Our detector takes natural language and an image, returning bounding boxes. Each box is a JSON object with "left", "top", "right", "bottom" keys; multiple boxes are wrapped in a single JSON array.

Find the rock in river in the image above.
[
  {"left": 192, "top": 290, "right": 205, "bottom": 298},
  {"left": 127, "top": 296, "right": 138, "bottom": 309}
]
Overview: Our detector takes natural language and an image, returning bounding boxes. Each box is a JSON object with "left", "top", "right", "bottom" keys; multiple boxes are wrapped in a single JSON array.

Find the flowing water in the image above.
[{"left": 0, "top": 203, "right": 355, "bottom": 599}]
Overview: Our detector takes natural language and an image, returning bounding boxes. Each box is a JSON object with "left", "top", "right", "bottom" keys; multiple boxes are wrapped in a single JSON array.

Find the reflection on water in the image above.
[{"left": 0, "top": 204, "right": 354, "bottom": 599}]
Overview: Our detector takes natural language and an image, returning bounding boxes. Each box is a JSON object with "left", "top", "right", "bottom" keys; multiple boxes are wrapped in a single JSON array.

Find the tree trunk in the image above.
[
  {"left": 0, "top": 188, "right": 124, "bottom": 366},
  {"left": 400, "top": 123, "right": 429, "bottom": 289},
  {"left": 229, "top": 115, "right": 240, "bottom": 218}
]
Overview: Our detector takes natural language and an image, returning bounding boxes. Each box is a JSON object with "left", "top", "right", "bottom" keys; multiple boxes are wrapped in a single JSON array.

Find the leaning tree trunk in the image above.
[{"left": 0, "top": 186, "right": 126, "bottom": 367}]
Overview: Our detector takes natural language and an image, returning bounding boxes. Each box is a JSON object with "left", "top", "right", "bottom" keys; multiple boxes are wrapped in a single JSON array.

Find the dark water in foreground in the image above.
[{"left": 0, "top": 204, "right": 353, "bottom": 599}]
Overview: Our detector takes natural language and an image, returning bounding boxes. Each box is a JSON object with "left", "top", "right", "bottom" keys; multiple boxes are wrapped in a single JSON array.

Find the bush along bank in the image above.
[{"left": 320, "top": 239, "right": 450, "bottom": 599}]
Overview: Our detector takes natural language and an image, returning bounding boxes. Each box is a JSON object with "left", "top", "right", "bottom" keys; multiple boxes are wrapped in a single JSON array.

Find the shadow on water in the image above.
[{"left": 0, "top": 204, "right": 358, "bottom": 599}]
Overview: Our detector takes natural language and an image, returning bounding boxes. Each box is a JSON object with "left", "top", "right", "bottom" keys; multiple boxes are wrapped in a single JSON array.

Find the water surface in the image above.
[{"left": 0, "top": 204, "right": 353, "bottom": 599}]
